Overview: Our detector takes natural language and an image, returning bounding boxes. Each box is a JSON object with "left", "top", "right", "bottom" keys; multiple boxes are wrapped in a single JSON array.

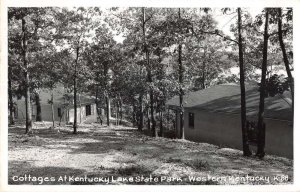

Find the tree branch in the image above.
[
  {"left": 111, "top": 13, "right": 134, "bottom": 22},
  {"left": 190, "top": 25, "right": 239, "bottom": 44}
]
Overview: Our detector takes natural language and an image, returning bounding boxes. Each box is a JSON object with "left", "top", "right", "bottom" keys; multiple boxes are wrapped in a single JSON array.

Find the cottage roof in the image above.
[{"left": 166, "top": 83, "right": 293, "bottom": 121}]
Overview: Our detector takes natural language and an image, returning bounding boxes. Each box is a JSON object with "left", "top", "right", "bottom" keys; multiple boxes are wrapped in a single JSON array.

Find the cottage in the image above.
[
  {"left": 14, "top": 86, "right": 98, "bottom": 124},
  {"left": 166, "top": 83, "right": 293, "bottom": 159}
]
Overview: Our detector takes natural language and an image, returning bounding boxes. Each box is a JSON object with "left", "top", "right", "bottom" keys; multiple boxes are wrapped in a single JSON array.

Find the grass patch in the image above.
[
  {"left": 184, "top": 159, "right": 210, "bottom": 171},
  {"left": 114, "top": 165, "right": 151, "bottom": 176},
  {"left": 165, "top": 157, "right": 182, "bottom": 163}
]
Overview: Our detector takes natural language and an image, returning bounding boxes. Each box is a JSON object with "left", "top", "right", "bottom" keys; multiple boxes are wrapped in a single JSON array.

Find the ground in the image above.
[{"left": 8, "top": 122, "right": 293, "bottom": 185}]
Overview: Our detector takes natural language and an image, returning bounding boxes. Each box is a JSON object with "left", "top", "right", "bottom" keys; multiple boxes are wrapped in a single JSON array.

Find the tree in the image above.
[
  {"left": 277, "top": 8, "right": 293, "bottom": 110},
  {"left": 189, "top": 8, "right": 253, "bottom": 155},
  {"left": 8, "top": 8, "right": 34, "bottom": 133},
  {"left": 8, "top": 7, "right": 61, "bottom": 129},
  {"left": 54, "top": 8, "right": 97, "bottom": 133},
  {"left": 237, "top": 8, "right": 252, "bottom": 156},
  {"left": 256, "top": 8, "right": 270, "bottom": 158}
]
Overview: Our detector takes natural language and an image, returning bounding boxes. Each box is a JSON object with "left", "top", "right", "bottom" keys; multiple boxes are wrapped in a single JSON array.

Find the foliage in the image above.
[{"left": 259, "top": 74, "right": 289, "bottom": 97}]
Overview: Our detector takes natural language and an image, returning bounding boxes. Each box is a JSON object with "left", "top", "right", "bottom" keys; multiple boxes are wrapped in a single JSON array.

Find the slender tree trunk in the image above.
[
  {"left": 119, "top": 97, "right": 123, "bottom": 123},
  {"left": 106, "top": 95, "right": 110, "bottom": 126},
  {"left": 142, "top": 7, "right": 156, "bottom": 137},
  {"left": 73, "top": 47, "right": 79, "bottom": 134},
  {"left": 8, "top": 66, "right": 15, "bottom": 125},
  {"left": 149, "top": 77, "right": 156, "bottom": 137},
  {"left": 178, "top": 8, "right": 184, "bottom": 140},
  {"left": 178, "top": 44, "right": 184, "bottom": 139},
  {"left": 138, "top": 94, "right": 143, "bottom": 131},
  {"left": 278, "top": 8, "right": 294, "bottom": 110},
  {"left": 132, "top": 105, "right": 136, "bottom": 126},
  {"left": 160, "top": 106, "right": 163, "bottom": 137},
  {"left": 95, "top": 85, "right": 99, "bottom": 117},
  {"left": 79, "top": 93, "right": 82, "bottom": 123},
  {"left": 35, "top": 92, "right": 42, "bottom": 121},
  {"left": 237, "top": 8, "right": 252, "bottom": 156},
  {"left": 22, "top": 17, "right": 32, "bottom": 134},
  {"left": 201, "top": 50, "right": 206, "bottom": 89},
  {"left": 256, "top": 8, "right": 270, "bottom": 158},
  {"left": 51, "top": 91, "right": 55, "bottom": 128},
  {"left": 147, "top": 106, "right": 151, "bottom": 130},
  {"left": 103, "top": 62, "right": 111, "bottom": 127}
]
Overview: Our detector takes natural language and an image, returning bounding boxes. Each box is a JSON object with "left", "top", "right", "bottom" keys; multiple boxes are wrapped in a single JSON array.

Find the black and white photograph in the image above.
[{"left": 0, "top": 1, "right": 299, "bottom": 191}]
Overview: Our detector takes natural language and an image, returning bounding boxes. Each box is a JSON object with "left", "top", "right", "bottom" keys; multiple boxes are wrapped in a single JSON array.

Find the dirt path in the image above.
[{"left": 8, "top": 122, "right": 293, "bottom": 185}]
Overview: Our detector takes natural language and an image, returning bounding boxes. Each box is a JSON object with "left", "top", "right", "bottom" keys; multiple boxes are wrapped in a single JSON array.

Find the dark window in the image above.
[
  {"left": 58, "top": 108, "right": 62, "bottom": 118},
  {"left": 14, "top": 105, "right": 18, "bottom": 118},
  {"left": 189, "top": 113, "right": 194, "bottom": 128},
  {"left": 86, "top": 105, "right": 91, "bottom": 116}
]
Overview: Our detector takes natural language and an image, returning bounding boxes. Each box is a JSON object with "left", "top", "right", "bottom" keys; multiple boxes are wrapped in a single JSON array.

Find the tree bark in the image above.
[
  {"left": 142, "top": 7, "right": 156, "bottom": 137},
  {"left": 178, "top": 44, "right": 184, "bottom": 139},
  {"left": 237, "top": 8, "right": 252, "bottom": 156},
  {"left": 22, "top": 17, "right": 32, "bottom": 134},
  {"left": 51, "top": 91, "right": 55, "bottom": 128},
  {"left": 79, "top": 93, "right": 82, "bottom": 123},
  {"left": 277, "top": 8, "right": 294, "bottom": 110},
  {"left": 8, "top": 65, "right": 15, "bottom": 125},
  {"left": 119, "top": 96, "right": 123, "bottom": 123},
  {"left": 201, "top": 49, "right": 206, "bottom": 89},
  {"left": 35, "top": 92, "right": 42, "bottom": 121},
  {"left": 178, "top": 8, "right": 185, "bottom": 140},
  {"left": 106, "top": 95, "right": 110, "bottom": 126},
  {"left": 138, "top": 93, "right": 143, "bottom": 131},
  {"left": 256, "top": 8, "right": 270, "bottom": 158},
  {"left": 73, "top": 47, "right": 79, "bottom": 134},
  {"left": 147, "top": 110, "right": 151, "bottom": 130},
  {"left": 160, "top": 107, "right": 163, "bottom": 137}
]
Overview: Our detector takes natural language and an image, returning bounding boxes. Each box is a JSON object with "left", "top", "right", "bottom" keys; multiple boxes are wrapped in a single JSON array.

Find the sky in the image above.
[
  {"left": 214, "top": 8, "right": 263, "bottom": 36},
  {"left": 113, "top": 7, "right": 264, "bottom": 43}
]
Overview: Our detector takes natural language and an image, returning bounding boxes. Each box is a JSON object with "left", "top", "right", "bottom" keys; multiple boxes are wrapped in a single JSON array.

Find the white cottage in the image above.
[{"left": 14, "top": 86, "right": 97, "bottom": 124}]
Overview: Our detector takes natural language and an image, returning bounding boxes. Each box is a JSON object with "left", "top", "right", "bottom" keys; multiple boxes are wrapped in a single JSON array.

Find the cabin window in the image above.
[
  {"left": 14, "top": 105, "right": 18, "bottom": 118},
  {"left": 86, "top": 105, "right": 91, "bottom": 116},
  {"left": 58, "top": 108, "right": 62, "bottom": 118},
  {"left": 189, "top": 112, "right": 194, "bottom": 128}
]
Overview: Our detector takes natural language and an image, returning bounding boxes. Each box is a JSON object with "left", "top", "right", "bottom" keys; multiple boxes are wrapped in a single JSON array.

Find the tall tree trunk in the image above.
[
  {"left": 160, "top": 105, "right": 164, "bottom": 137},
  {"left": 149, "top": 73, "right": 156, "bottom": 137},
  {"left": 73, "top": 47, "right": 79, "bottom": 134},
  {"left": 79, "top": 93, "right": 82, "bottom": 124},
  {"left": 278, "top": 8, "right": 294, "bottom": 110},
  {"left": 178, "top": 8, "right": 184, "bottom": 140},
  {"left": 106, "top": 95, "right": 111, "bottom": 126},
  {"left": 142, "top": 7, "right": 156, "bottom": 137},
  {"left": 51, "top": 91, "right": 55, "bottom": 128},
  {"left": 201, "top": 49, "right": 206, "bottom": 89},
  {"left": 256, "top": 8, "right": 270, "bottom": 158},
  {"left": 138, "top": 93, "right": 143, "bottom": 131},
  {"left": 35, "top": 92, "right": 42, "bottom": 121},
  {"left": 95, "top": 85, "right": 99, "bottom": 115},
  {"left": 22, "top": 17, "right": 32, "bottom": 134},
  {"left": 103, "top": 62, "right": 111, "bottom": 127},
  {"left": 147, "top": 107, "right": 151, "bottom": 130},
  {"left": 119, "top": 96, "right": 123, "bottom": 123},
  {"left": 237, "top": 8, "right": 252, "bottom": 156},
  {"left": 8, "top": 65, "right": 15, "bottom": 125}
]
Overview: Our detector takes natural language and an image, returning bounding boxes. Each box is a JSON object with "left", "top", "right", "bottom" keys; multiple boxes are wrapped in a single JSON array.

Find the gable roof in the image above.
[{"left": 166, "top": 83, "right": 293, "bottom": 121}]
